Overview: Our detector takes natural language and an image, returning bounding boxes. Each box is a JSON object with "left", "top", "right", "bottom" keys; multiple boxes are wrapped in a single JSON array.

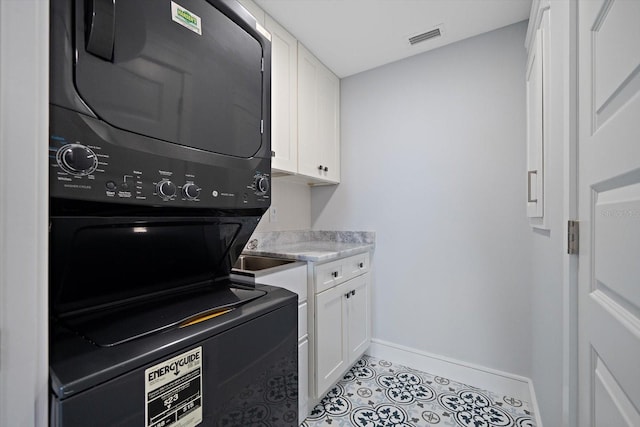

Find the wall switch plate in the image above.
[{"left": 269, "top": 206, "right": 277, "bottom": 223}]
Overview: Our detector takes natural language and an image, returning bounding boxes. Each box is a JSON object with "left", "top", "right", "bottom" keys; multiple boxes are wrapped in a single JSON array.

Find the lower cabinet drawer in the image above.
[{"left": 314, "top": 252, "right": 370, "bottom": 294}]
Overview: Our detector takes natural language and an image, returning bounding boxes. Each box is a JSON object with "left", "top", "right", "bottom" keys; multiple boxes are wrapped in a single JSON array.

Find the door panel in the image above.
[
  {"left": 589, "top": 290, "right": 640, "bottom": 409},
  {"left": 594, "top": 185, "right": 640, "bottom": 309},
  {"left": 592, "top": 0, "right": 640, "bottom": 129},
  {"left": 578, "top": 0, "right": 640, "bottom": 425},
  {"left": 594, "top": 356, "right": 640, "bottom": 426}
]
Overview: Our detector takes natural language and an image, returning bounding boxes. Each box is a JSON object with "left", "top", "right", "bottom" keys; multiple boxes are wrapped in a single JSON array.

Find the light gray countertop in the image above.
[
  {"left": 244, "top": 241, "right": 374, "bottom": 262},
  {"left": 242, "top": 230, "right": 375, "bottom": 262}
]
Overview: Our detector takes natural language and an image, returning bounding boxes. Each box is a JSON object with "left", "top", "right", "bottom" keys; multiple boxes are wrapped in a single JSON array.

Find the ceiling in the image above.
[{"left": 254, "top": 0, "right": 532, "bottom": 78}]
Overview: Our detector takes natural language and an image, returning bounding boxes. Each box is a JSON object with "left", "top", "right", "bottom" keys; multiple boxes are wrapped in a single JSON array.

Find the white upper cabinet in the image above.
[
  {"left": 236, "top": 0, "right": 341, "bottom": 185},
  {"left": 265, "top": 15, "right": 299, "bottom": 174},
  {"left": 526, "top": 24, "right": 544, "bottom": 220},
  {"left": 297, "top": 43, "right": 341, "bottom": 184},
  {"left": 525, "top": 3, "right": 550, "bottom": 227}
]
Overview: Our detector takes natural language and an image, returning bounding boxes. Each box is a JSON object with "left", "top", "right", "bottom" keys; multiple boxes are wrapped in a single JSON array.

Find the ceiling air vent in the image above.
[{"left": 408, "top": 27, "right": 442, "bottom": 45}]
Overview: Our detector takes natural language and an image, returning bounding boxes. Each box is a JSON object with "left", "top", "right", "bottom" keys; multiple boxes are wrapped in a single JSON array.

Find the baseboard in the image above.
[{"left": 367, "top": 339, "right": 543, "bottom": 426}]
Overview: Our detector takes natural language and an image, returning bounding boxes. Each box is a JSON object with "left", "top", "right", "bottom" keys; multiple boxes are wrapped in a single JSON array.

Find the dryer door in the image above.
[{"left": 74, "top": 0, "right": 264, "bottom": 158}]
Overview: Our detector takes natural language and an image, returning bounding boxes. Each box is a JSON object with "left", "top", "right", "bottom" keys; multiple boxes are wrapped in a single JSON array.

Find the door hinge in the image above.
[{"left": 568, "top": 220, "right": 579, "bottom": 254}]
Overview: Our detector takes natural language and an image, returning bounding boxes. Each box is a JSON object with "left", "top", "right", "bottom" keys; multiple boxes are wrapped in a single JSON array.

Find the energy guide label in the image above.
[{"left": 145, "top": 347, "right": 203, "bottom": 427}]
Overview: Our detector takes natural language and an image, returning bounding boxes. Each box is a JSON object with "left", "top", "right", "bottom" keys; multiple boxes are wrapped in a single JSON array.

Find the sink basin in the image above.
[{"left": 233, "top": 255, "right": 295, "bottom": 272}]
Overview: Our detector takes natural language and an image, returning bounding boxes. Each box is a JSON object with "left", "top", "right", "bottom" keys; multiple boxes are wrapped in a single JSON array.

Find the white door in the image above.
[{"left": 577, "top": 1, "right": 640, "bottom": 425}]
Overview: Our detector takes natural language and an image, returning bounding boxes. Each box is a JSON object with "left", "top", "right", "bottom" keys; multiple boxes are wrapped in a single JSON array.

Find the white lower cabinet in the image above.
[{"left": 314, "top": 271, "right": 371, "bottom": 398}]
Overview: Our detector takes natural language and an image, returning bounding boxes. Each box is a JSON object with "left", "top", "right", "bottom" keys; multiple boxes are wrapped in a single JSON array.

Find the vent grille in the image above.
[{"left": 408, "top": 28, "right": 442, "bottom": 45}]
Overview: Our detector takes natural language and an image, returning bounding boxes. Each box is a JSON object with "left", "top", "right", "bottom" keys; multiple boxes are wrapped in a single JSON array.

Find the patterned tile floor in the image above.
[{"left": 302, "top": 355, "right": 536, "bottom": 427}]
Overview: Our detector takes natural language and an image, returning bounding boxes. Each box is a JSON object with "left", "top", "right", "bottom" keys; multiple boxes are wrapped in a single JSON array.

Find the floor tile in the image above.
[{"left": 302, "top": 355, "right": 536, "bottom": 427}]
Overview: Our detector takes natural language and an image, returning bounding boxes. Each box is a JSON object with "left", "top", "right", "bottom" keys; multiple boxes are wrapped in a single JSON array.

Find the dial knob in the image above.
[
  {"left": 156, "top": 180, "right": 177, "bottom": 199},
  {"left": 254, "top": 175, "right": 269, "bottom": 195},
  {"left": 57, "top": 144, "right": 98, "bottom": 176},
  {"left": 182, "top": 182, "right": 201, "bottom": 200}
]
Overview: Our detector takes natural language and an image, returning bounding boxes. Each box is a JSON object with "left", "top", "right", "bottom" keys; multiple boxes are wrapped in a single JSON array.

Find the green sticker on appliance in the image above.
[{"left": 171, "top": 2, "right": 202, "bottom": 35}]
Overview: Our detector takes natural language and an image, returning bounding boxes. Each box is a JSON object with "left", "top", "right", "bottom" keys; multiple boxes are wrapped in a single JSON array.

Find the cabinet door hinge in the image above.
[{"left": 568, "top": 220, "right": 579, "bottom": 254}]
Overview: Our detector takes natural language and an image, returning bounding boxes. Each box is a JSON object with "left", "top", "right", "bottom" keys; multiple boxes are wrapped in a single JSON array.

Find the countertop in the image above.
[
  {"left": 242, "top": 231, "right": 375, "bottom": 262},
  {"left": 244, "top": 241, "right": 373, "bottom": 263}
]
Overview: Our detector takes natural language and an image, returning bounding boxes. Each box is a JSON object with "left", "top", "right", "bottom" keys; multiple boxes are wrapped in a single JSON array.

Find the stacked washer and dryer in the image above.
[{"left": 48, "top": 1, "right": 298, "bottom": 426}]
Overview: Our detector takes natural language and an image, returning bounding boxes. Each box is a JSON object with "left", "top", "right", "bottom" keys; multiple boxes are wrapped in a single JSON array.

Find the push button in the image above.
[{"left": 105, "top": 181, "right": 117, "bottom": 190}]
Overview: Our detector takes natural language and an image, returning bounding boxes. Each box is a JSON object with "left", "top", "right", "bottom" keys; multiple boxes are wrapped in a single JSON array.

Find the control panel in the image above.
[{"left": 49, "top": 107, "right": 271, "bottom": 209}]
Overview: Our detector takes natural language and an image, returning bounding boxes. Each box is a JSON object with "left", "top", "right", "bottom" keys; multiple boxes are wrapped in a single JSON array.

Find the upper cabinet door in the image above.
[
  {"left": 525, "top": 14, "right": 547, "bottom": 221},
  {"left": 265, "top": 15, "right": 298, "bottom": 174},
  {"left": 298, "top": 43, "right": 341, "bottom": 183}
]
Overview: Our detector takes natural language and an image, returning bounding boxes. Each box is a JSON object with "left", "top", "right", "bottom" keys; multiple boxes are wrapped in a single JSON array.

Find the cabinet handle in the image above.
[
  {"left": 324, "top": 166, "right": 328, "bottom": 172},
  {"left": 351, "top": 290, "right": 356, "bottom": 296},
  {"left": 332, "top": 271, "right": 338, "bottom": 278},
  {"left": 345, "top": 292, "right": 351, "bottom": 299},
  {"left": 359, "top": 262, "right": 364, "bottom": 268},
  {"left": 527, "top": 170, "right": 538, "bottom": 203},
  {"left": 318, "top": 165, "right": 323, "bottom": 170}
]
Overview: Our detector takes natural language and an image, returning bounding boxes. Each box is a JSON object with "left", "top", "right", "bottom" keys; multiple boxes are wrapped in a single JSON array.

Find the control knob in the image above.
[
  {"left": 156, "top": 180, "right": 177, "bottom": 199},
  {"left": 254, "top": 175, "right": 270, "bottom": 196},
  {"left": 182, "top": 182, "right": 201, "bottom": 200},
  {"left": 56, "top": 143, "right": 98, "bottom": 176}
]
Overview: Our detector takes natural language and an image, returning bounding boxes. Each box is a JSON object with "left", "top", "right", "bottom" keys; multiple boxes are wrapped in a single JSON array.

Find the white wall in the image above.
[
  {"left": 254, "top": 178, "right": 311, "bottom": 232},
  {"left": 311, "top": 22, "right": 533, "bottom": 376},
  {"left": 0, "top": 1, "right": 49, "bottom": 426}
]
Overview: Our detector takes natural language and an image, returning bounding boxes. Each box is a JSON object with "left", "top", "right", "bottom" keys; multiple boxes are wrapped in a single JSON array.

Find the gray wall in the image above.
[
  {"left": 254, "top": 178, "right": 311, "bottom": 232},
  {"left": 311, "top": 22, "right": 534, "bottom": 376}
]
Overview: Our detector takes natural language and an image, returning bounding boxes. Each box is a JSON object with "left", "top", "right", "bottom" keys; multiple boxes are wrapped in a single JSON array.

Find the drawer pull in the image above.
[
  {"left": 332, "top": 271, "right": 339, "bottom": 278},
  {"left": 359, "top": 262, "right": 364, "bottom": 268}
]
